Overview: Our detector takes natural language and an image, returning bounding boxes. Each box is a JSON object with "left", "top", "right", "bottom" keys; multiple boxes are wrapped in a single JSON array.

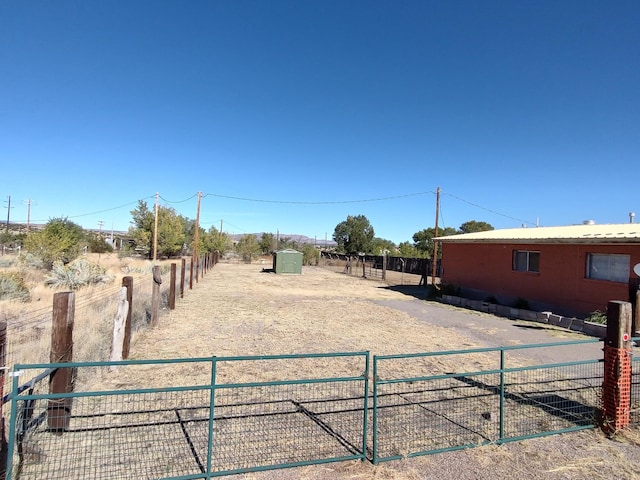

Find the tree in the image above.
[
  {"left": 397, "top": 241, "right": 419, "bottom": 258},
  {"left": 128, "top": 200, "right": 185, "bottom": 258},
  {"left": 202, "top": 226, "right": 232, "bottom": 254},
  {"left": 129, "top": 200, "right": 154, "bottom": 256},
  {"left": 259, "top": 233, "right": 275, "bottom": 254},
  {"left": 371, "top": 237, "right": 396, "bottom": 256},
  {"left": 299, "top": 243, "right": 320, "bottom": 266},
  {"left": 156, "top": 207, "right": 186, "bottom": 257},
  {"left": 333, "top": 215, "right": 375, "bottom": 254},
  {"left": 459, "top": 220, "right": 494, "bottom": 234},
  {"left": 235, "top": 234, "right": 260, "bottom": 262},
  {"left": 24, "top": 217, "right": 85, "bottom": 269},
  {"left": 412, "top": 227, "right": 457, "bottom": 257}
]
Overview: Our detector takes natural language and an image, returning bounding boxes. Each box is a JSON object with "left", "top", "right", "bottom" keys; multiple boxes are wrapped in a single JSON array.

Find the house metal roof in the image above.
[{"left": 436, "top": 223, "right": 640, "bottom": 244}]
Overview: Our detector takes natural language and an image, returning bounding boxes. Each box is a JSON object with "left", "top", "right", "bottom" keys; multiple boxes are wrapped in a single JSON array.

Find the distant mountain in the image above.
[{"left": 229, "top": 232, "right": 336, "bottom": 246}]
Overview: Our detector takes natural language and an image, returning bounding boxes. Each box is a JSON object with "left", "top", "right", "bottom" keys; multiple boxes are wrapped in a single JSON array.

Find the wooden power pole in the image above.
[
  {"left": 431, "top": 186, "right": 440, "bottom": 286},
  {"left": 153, "top": 192, "right": 159, "bottom": 261},
  {"left": 193, "top": 192, "right": 201, "bottom": 281}
]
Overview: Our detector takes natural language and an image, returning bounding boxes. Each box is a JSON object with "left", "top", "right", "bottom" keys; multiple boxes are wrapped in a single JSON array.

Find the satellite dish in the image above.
[{"left": 634, "top": 263, "right": 640, "bottom": 277}]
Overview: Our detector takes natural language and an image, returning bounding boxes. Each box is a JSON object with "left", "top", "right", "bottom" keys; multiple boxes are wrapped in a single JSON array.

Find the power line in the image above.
[
  {"left": 158, "top": 193, "right": 199, "bottom": 204},
  {"left": 442, "top": 192, "right": 537, "bottom": 226},
  {"left": 31, "top": 196, "right": 155, "bottom": 223},
  {"left": 202, "top": 191, "right": 436, "bottom": 205}
]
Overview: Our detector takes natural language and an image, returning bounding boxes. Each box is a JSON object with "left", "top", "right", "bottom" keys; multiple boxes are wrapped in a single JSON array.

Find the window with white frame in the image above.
[
  {"left": 586, "top": 253, "right": 629, "bottom": 283},
  {"left": 512, "top": 250, "right": 540, "bottom": 273}
]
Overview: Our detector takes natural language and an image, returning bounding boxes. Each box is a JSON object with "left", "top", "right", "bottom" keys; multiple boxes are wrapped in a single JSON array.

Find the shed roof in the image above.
[{"left": 436, "top": 223, "right": 640, "bottom": 244}]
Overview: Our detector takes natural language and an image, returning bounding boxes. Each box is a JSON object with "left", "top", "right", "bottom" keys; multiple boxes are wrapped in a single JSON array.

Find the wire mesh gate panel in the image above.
[
  {"left": 372, "top": 340, "right": 603, "bottom": 463},
  {"left": 210, "top": 353, "right": 368, "bottom": 475},
  {"left": 7, "top": 352, "right": 369, "bottom": 479}
]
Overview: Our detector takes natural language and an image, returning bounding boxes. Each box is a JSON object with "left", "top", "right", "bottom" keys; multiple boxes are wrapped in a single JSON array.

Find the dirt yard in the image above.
[{"left": 114, "top": 262, "right": 640, "bottom": 480}]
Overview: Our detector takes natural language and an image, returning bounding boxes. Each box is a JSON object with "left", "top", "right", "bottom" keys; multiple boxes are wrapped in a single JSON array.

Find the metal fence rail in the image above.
[
  {"left": 7, "top": 339, "right": 635, "bottom": 478},
  {"left": 7, "top": 352, "right": 369, "bottom": 480},
  {"left": 372, "top": 339, "right": 603, "bottom": 463}
]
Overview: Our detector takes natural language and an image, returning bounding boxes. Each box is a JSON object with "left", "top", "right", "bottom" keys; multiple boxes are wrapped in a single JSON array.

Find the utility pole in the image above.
[
  {"left": 431, "top": 186, "right": 440, "bottom": 286},
  {"left": 24, "top": 199, "right": 36, "bottom": 233},
  {"left": 193, "top": 192, "right": 202, "bottom": 261},
  {"left": 220, "top": 219, "right": 223, "bottom": 235},
  {"left": 97, "top": 220, "right": 104, "bottom": 234},
  {"left": 153, "top": 192, "right": 159, "bottom": 262},
  {"left": 4, "top": 195, "right": 11, "bottom": 233}
]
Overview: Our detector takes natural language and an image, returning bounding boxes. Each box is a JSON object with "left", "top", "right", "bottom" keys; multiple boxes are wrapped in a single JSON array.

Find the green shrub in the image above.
[
  {"left": 586, "top": 310, "right": 607, "bottom": 324},
  {"left": 45, "top": 259, "right": 114, "bottom": 290},
  {"left": 0, "top": 271, "right": 30, "bottom": 302},
  {"left": 18, "top": 253, "right": 46, "bottom": 270},
  {"left": 24, "top": 217, "right": 84, "bottom": 269}
]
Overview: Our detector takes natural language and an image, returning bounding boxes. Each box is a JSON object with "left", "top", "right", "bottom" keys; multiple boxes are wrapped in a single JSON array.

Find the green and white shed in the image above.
[{"left": 272, "top": 249, "right": 303, "bottom": 274}]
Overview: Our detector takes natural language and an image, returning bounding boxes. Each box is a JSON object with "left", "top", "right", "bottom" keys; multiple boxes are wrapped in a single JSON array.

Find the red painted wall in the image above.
[{"left": 440, "top": 242, "right": 640, "bottom": 316}]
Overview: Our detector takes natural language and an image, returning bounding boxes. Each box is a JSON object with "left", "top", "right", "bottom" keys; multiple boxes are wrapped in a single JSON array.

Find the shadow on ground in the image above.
[{"left": 378, "top": 284, "right": 433, "bottom": 301}]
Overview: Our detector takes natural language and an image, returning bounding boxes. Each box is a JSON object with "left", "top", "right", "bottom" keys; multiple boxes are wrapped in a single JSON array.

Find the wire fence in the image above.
[
  {"left": 6, "top": 339, "right": 628, "bottom": 479},
  {"left": 318, "top": 254, "right": 436, "bottom": 286},
  {"left": 1, "top": 259, "right": 196, "bottom": 403},
  {"left": 7, "top": 352, "right": 369, "bottom": 479},
  {"left": 372, "top": 340, "right": 604, "bottom": 463}
]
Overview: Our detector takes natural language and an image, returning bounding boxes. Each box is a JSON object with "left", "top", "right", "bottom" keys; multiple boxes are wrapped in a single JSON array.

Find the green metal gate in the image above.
[
  {"left": 372, "top": 339, "right": 603, "bottom": 463},
  {"left": 6, "top": 352, "right": 369, "bottom": 479}
]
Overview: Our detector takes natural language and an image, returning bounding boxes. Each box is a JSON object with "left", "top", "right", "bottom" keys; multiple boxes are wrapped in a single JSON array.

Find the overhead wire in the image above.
[
  {"left": 442, "top": 192, "right": 536, "bottom": 226},
  {"left": 202, "top": 191, "right": 436, "bottom": 205}
]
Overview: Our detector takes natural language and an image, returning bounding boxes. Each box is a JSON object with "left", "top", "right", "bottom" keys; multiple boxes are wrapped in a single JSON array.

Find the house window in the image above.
[
  {"left": 586, "top": 253, "right": 629, "bottom": 283},
  {"left": 513, "top": 250, "right": 540, "bottom": 273}
]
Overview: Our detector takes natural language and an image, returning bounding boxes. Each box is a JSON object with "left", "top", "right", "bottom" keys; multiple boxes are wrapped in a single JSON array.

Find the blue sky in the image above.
[{"left": 1, "top": 1, "right": 638, "bottom": 244}]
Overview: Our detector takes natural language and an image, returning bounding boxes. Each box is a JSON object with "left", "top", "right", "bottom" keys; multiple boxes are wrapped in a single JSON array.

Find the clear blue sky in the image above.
[{"left": 2, "top": 1, "right": 638, "bottom": 244}]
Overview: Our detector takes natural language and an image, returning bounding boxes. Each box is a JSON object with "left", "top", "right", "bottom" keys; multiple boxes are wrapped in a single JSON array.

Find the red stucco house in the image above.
[{"left": 437, "top": 223, "right": 640, "bottom": 318}]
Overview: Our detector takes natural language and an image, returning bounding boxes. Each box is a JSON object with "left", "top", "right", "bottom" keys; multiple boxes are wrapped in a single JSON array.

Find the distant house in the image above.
[{"left": 436, "top": 223, "right": 640, "bottom": 317}]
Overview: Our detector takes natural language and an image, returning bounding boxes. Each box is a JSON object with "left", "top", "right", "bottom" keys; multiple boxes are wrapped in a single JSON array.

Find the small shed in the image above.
[{"left": 272, "top": 249, "right": 303, "bottom": 274}]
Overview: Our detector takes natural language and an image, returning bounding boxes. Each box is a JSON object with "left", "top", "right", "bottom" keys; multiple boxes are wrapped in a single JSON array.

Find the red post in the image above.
[{"left": 602, "top": 300, "right": 633, "bottom": 434}]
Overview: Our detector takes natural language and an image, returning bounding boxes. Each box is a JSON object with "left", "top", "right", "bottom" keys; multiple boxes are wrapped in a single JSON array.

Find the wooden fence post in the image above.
[
  {"left": 382, "top": 254, "right": 387, "bottom": 281},
  {"left": 121, "top": 276, "right": 133, "bottom": 359},
  {"left": 169, "top": 263, "right": 176, "bottom": 310},
  {"left": 180, "top": 258, "right": 186, "bottom": 298},
  {"left": 189, "top": 256, "right": 194, "bottom": 290},
  {"left": 602, "top": 300, "right": 633, "bottom": 434},
  {"left": 48, "top": 292, "right": 75, "bottom": 434},
  {"left": 151, "top": 266, "right": 161, "bottom": 327},
  {"left": 195, "top": 255, "right": 199, "bottom": 284},
  {"left": 0, "top": 317, "right": 7, "bottom": 477},
  {"left": 109, "top": 287, "right": 129, "bottom": 370}
]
